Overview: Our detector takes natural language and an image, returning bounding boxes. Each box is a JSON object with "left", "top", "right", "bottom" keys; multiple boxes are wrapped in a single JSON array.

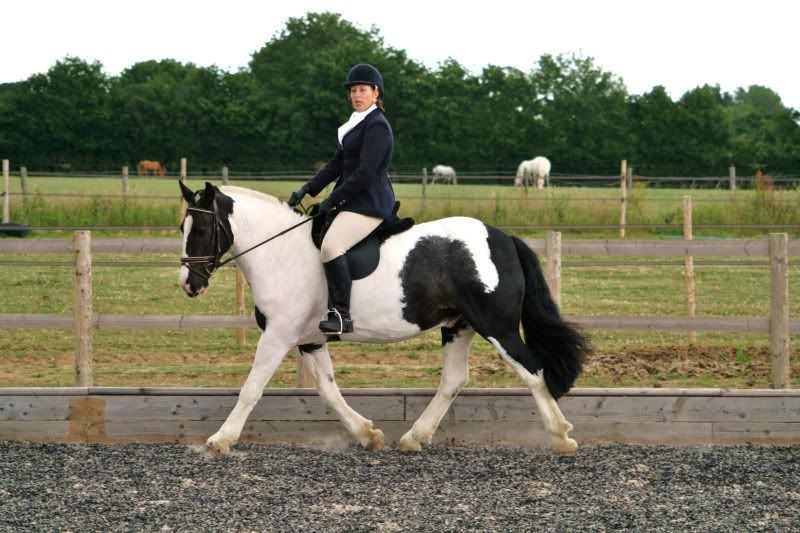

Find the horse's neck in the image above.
[{"left": 227, "top": 195, "right": 318, "bottom": 294}]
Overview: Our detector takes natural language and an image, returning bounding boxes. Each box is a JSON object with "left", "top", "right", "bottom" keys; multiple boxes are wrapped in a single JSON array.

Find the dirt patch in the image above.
[{"left": 1, "top": 345, "right": 796, "bottom": 389}]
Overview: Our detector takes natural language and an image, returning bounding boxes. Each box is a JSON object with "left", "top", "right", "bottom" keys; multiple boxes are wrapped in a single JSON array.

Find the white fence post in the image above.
[
  {"left": 222, "top": 166, "right": 229, "bottom": 186},
  {"left": 122, "top": 166, "right": 129, "bottom": 196},
  {"left": 619, "top": 160, "right": 627, "bottom": 238},
  {"left": 729, "top": 165, "right": 736, "bottom": 191},
  {"left": 683, "top": 196, "right": 696, "bottom": 344},
  {"left": 421, "top": 167, "right": 428, "bottom": 210},
  {"left": 2, "top": 159, "right": 9, "bottom": 223},
  {"left": 545, "top": 231, "right": 562, "bottom": 308},
  {"left": 73, "top": 231, "right": 93, "bottom": 386},
  {"left": 769, "top": 233, "right": 789, "bottom": 388},
  {"left": 20, "top": 166, "right": 28, "bottom": 197}
]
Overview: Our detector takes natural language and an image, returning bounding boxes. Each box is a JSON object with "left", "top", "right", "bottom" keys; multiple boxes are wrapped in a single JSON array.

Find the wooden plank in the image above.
[
  {"left": 572, "top": 422, "right": 714, "bottom": 444},
  {"left": 95, "top": 315, "right": 257, "bottom": 329},
  {"left": 2, "top": 386, "right": 797, "bottom": 398},
  {"left": 5, "top": 237, "right": 797, "bottom": 257},
  {"left": 713, "top": 422, "right": 800, "bottom": 443},
  {"left": 0, "top": 421, "right": 69, "bottom": 439},
  {"left": 406, "top": 396, "right": 540, "bottom": 422},
  {"left": 104, "top": 420, "right": 412, "bottom": 444},
  {"left": 0, "top": 396, "right": 71, "bottom": 421},
  {"left": 569, "top": 315, "right": 776, "bottom": 332},
  {"left": 0, "top": 238, "right": 181, "bottom": 254},
  {"left": 671, "top": 397, "right": 800, "bottom": 423},
  {"left": 6, "top": 314, "right": 797, "bottom": 333},
  {"left": 523, "top": 239, "right": 774, "bottom": 257},
  {"left": 0, "top": 314, "right": 73, "bottom": 328},
  {"left": 563, "top": 396, "right": 800, "bottom": 424},
  {"left": 104, "top": 395, "right": 405, "bottom": 421}
]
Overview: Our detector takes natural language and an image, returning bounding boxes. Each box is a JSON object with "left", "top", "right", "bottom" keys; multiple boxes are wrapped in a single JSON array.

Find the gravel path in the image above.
[{"left": 1, "top": 441, "right": 799, "bottom": 532}]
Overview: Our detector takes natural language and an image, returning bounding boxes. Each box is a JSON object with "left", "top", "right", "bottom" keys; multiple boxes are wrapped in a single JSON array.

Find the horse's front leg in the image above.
[
  {"left": 206, "top": 330, "right": 294, "bottom": 455},
  {"left": 299, "top": 343, "right": 384, "bottom": 450}
]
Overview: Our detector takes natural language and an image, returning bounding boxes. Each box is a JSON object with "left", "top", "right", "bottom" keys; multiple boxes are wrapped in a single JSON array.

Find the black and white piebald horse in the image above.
[{"left": 178, "top": 182, "right": 588, "bottom": 454}]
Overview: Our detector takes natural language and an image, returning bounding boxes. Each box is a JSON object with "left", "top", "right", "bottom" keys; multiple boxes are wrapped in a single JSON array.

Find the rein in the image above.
[{"left": 180, "top": 200, "right": 319, "bottom": 280}]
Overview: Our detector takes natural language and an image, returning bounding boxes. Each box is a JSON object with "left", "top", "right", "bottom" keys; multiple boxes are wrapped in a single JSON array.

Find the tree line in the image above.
[{"left": 1, "top": 12, "right": 798, "bottom": 177}]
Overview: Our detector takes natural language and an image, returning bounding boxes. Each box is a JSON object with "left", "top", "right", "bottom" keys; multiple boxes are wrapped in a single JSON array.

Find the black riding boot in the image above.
[{"left": 319, "top": 255, "right": 354, "bottom": 334}]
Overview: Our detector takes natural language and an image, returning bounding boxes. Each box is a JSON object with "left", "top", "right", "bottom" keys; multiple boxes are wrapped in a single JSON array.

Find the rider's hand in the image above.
[
  {"left": 287, "top": 185, "right": 309, "bottom": 207},
  {"left": 317, "top": 197, "right": 337, "bottom": 215}
]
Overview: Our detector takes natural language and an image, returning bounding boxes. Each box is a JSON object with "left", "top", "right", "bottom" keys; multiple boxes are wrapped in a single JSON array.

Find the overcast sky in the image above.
[{"left": 2, "top": 0, "right": 798, "bottom": 110}]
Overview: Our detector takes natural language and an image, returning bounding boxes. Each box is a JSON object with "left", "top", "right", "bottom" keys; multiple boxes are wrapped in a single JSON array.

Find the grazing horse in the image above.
[
  {"left": 178, "top": 182, "right": 587, "bottom": 455},
  {"left": 431, "top": 165, "right": 458, "bottom": 185},
  {"left": 514, "top": 157, "right": 551, "bottom": 189},
  {"left": 137, "top": 160, "right": 166, "bottom": 176}
]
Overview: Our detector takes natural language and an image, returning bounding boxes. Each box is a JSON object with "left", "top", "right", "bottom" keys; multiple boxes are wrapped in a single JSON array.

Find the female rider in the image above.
[{"left": 287, "top": 63, "right": 396, "bottom": 335}]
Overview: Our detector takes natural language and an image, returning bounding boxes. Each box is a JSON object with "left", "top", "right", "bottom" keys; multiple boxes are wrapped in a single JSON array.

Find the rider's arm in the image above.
[{"left": 306, "top": 147, "right": 344, "bottom": 197}]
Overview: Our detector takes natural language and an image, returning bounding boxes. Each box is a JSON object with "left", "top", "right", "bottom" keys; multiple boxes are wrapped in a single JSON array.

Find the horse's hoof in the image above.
[
  {"left": 398, "top": 433, "right": 422, "bottom": 452},
  {"left": 552, "top": 437, "right": 578, "bottom": 455},
  {"left": 206, "top": 434, "right": 234, "bottom": 455},
  {"left": 365, "top": 428, "right": 385, "bottom": 451}
]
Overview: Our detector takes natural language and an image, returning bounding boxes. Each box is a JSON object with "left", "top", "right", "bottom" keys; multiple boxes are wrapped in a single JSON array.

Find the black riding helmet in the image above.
[{"left": 344, "top": 63, "right": 384, "bottom": 97}]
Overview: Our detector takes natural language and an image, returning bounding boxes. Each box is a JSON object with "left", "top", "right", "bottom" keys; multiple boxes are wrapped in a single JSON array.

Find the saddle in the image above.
[{"left": 304, "top": 201, "right": 414, "bottom": 280}]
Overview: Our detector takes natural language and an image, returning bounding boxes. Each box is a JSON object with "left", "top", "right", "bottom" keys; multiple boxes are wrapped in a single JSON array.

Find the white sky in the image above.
[{"left": 2, "top": 0, "right": 798, "bottom": 110}]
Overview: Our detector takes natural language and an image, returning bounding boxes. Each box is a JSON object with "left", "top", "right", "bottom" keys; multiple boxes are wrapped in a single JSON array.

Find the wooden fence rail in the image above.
[{"left": 0, "top": 233, "right": 795, "bottom": 388}]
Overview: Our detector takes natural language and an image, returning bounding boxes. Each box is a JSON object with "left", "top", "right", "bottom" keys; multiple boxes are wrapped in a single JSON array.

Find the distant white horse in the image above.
[
  {"left": 514, "top": 157, "right": 551, "bottom": 189},
  {"left": 431, "top": 165, "right": 457, "bottom": 185}
]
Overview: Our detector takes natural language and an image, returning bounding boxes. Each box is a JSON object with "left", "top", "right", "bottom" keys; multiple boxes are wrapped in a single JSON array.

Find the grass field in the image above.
[
  {"left": 1, "top": 176, "right": 798, "bottom": 389},
  {"left": 5, "top": 176, "right": 800, "bottom": 238}
]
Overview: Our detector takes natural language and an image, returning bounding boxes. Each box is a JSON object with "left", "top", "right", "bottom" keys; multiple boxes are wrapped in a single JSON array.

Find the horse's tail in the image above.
[{"left": 511, "top": 236, "right": 588, "bottom": 399}]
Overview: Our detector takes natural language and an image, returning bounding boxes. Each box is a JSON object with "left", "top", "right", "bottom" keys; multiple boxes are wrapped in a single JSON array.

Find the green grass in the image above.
[{"left": 4, "top": 176, "right": 799, "bottom": 238}]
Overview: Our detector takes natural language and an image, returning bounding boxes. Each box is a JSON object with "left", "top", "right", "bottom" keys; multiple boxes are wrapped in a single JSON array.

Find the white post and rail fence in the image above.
[{"left": 0, "top": 232, "right": 796, "bottom": 389}]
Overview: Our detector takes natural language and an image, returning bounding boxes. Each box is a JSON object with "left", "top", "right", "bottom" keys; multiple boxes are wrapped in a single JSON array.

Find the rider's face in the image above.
[{"left": 349, "top": 84, "right": 378, "bottom": 112}]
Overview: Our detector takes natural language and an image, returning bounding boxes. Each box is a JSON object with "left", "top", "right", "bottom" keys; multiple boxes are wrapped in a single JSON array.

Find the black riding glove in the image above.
[
  {"left": 287, "top": 184, "right": 309, "bottom": 207},
  {"left": 317, "top": 197, "right": 337, "bottom": 215}
]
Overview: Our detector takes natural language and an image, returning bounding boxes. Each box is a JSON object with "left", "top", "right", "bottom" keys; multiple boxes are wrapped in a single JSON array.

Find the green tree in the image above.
[
  {"left": 531, "top": 54, "right": 630, "bottom": 173},
  {"left": 726, "top": 86, "right": 800, "bottom": 174}
]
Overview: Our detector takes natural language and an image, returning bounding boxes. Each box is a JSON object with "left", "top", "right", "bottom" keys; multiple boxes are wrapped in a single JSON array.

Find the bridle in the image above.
[{"left": 180, "top": 198, "right": 319, "bottom": 280}]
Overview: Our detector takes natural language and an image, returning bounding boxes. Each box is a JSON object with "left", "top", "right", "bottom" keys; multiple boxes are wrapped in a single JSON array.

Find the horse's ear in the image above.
[
  {"left": 204, "top": 181, "right": 216, "bottom": 197},
  {"left": 179, "top": 180, "right": 195, "bottom": 204}
]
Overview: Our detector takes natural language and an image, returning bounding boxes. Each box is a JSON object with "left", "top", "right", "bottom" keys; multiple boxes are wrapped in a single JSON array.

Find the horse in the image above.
[
  {"left": 178, "top": 181, "right": 588, "bottom": 455},
  {"left": 514, "top": 157, "right": 551, "bottom": 189},
  {"left": 137, "top": 160, "right": 166, "bottom": 176},
  {"left": 431, "top": 165, "right": 458, "bottom": 185}
]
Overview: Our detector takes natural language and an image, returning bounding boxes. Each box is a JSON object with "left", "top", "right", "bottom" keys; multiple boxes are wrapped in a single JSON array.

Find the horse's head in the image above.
[{"left": 178, "top": 181, "right": 234, "bottom": 297}]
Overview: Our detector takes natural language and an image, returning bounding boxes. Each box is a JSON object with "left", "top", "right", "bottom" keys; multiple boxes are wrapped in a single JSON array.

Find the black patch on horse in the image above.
[
  {"left": 304, "top": 201, "right": 414, "bottom": 280},
  {"left": 255, "top": 305, "right": 268, "bottom": 332},
  {"left": 298, "top": 343, "right": 323, "bottom": 354},
  {"left": 441, "top": 319, "right": 470, "bottom": 346},
  {"left": 399, "top": 235, "right": 490, "bottom": 331}
]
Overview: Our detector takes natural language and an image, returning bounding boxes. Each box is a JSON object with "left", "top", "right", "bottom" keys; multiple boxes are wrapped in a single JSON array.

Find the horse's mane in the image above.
[{"left": 219, "top": 186, "right": 280, "bottom": 204}]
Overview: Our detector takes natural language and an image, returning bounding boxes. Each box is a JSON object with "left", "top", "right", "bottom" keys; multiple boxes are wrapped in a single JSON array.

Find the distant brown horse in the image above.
[{"left": 137, "top": 160, "right": 166, "bottom": 176}]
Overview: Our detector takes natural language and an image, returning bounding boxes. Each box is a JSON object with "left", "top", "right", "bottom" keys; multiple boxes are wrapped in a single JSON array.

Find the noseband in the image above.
[{"left": 179, "top": 201, "right": 233, "bottom": 280}]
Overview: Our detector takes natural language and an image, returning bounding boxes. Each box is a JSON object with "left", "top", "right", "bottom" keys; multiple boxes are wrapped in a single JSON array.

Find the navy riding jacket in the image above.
[{"left": 306, "top": 108, "right": 396, "bottom": 220}]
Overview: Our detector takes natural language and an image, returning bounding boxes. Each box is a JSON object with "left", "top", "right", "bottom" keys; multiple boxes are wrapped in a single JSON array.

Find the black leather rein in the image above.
[{"left": 180, "top": 201, "right": 319, "bottom": 280}]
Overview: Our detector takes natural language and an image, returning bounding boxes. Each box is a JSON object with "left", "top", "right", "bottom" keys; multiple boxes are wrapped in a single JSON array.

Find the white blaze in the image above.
[{"left": 178, "top": 214, "right": 193, "bottom": 289}]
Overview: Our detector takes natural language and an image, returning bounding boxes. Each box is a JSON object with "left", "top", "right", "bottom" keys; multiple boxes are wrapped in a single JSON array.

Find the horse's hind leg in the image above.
[
  {"left": 399, "top": 321, "right": 475, "bottom": 451},
  {"left": 300, "top": 343, "right": 384, "bottom": 451},
  {"left": 487, "top": 334, "right": 577, "bottom": 454}
]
